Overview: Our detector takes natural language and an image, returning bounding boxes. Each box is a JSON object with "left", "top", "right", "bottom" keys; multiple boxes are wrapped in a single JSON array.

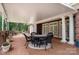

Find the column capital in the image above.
[
  {"left": 61, "top": 16, "right": 65, "bottom": 19},
  {"left": 28, "top": 16, "right": 36, "bottom": 24},
  {"left": 68, "top": 14, "right": 73, "bottom": 17}
]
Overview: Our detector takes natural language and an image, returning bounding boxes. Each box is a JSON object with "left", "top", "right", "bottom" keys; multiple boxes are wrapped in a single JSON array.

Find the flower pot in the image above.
[{"left": 1, "top": 42, "right": 10, "bottom": 52}]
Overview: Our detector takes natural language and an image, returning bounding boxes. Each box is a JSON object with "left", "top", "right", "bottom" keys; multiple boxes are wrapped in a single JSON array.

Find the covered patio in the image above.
[{"left": 0, "top": 3, "right": 79, "bottom": 55}]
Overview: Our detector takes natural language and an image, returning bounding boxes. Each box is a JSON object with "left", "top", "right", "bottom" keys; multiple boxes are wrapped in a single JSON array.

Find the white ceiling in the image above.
[
  {"left": 72, "top": 3, "right": 79, "bottom": 10},
  {"left": 3, "top": 3, "right": 74, "bottom": 23}
]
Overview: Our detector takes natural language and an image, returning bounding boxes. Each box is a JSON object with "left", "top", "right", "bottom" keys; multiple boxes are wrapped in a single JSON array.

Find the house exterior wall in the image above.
[
  {"left": 37, "top": 18, "right": 69, "bottom": 39},
  {"left": 75, "top": 10, "right": 79, "bottom": 47}
]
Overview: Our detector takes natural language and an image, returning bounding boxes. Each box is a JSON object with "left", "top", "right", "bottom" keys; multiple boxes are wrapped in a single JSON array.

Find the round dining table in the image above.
[{"left": 33, "top": 34, "right": 47, "bottom": 38}]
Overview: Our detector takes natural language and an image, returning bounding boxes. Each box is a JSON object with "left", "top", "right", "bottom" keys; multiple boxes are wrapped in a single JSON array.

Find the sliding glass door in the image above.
[
  {"left": 42, "top": 21, "right": 59, "bottom": 37},
  {"left": 52, "top": 22, "right": 58, "bottom": 37}
]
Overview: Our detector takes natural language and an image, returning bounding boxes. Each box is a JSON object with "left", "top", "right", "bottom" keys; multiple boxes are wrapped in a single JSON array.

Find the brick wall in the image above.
[{"left": 75, "top": 11, "right": 79, "bottom": 40}]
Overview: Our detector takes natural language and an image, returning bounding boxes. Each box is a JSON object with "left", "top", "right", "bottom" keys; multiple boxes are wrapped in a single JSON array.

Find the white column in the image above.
[
  {"left": 7, "top": 21, "right": 9, "bottom": 31},
  {"left": 29, "top": 16, "right": 37, "bottom": 33},
  {"left": 68, "top": 14, "right": 75, "bottom": 45},
  {"left": 2, "top": 12, "right": 7, "bottom": 31},
  {"left": 33, "top": 24, "right": 37, "bottom": 32},
  {"left": 29, "top": 24, "right": 34, "bottom": 33},
  {"left": 5, "top": 18, "right": 8, "bottom": 30},
  {"left": 2, "top": 16, "right": 4, "bottom": 31},
  {"left": 61, "top": 17, "right": 67, "bottom": 43}
]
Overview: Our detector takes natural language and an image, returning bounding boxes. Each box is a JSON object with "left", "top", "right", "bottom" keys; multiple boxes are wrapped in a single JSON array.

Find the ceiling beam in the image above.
[{"left": 60, "top": 3, "right": 76, "bottom": 11}]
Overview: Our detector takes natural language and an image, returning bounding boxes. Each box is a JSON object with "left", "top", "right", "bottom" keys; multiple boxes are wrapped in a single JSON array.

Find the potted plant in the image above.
[{"left": 1, "top": 42, "right": 11, "bottom": 52}]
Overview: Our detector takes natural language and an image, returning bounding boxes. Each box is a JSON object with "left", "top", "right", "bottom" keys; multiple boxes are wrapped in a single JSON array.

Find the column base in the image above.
[
  {"left": 67, "top": 41, "right": 75, "bottom": 45},
  {"left": 61, "top": 40, "right": 67, "bottom": 43}
]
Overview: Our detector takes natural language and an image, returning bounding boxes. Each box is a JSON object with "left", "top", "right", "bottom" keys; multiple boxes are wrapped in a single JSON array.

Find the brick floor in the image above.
[{"left": 0, "top": 34, "right": 79, "bottom": 55}]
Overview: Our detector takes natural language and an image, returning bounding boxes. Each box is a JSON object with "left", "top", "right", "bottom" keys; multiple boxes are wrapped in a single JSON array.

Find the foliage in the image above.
[
  {"left": 0, "top": 16, "right": 2, "bottom": 31},
  {"left": 9, "top": 22, "right": 30, "bottom": 32}
]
